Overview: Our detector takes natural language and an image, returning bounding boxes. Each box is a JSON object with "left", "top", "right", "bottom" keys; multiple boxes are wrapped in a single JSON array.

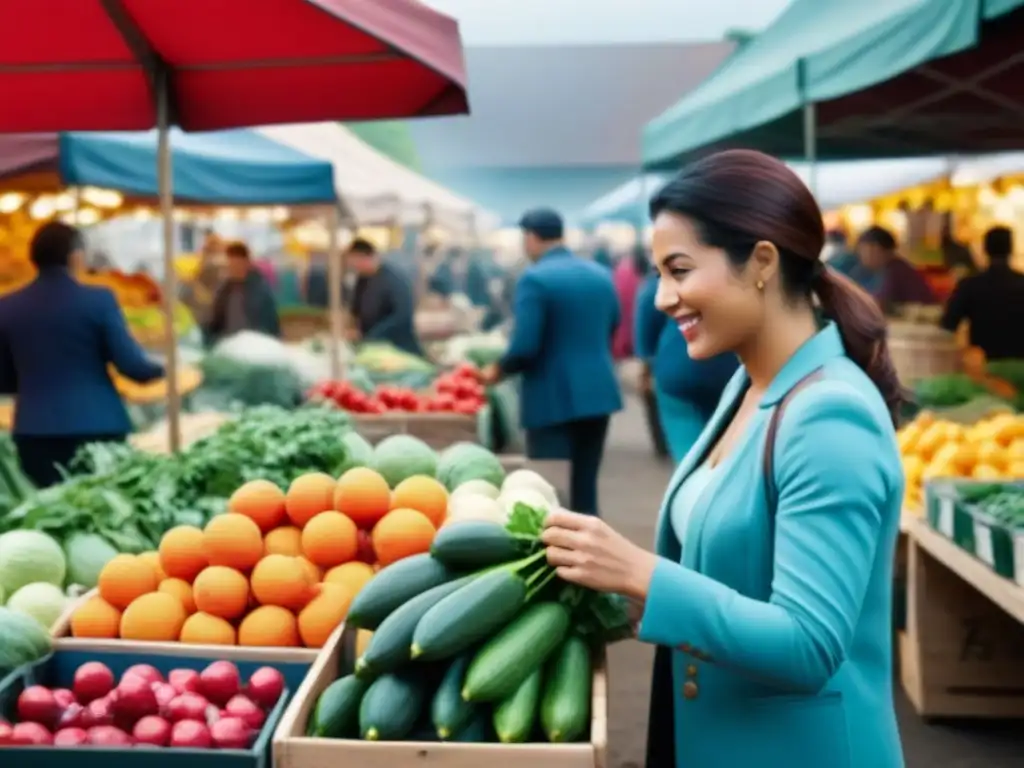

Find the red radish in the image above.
[
  {"left": 0, "top": 721, "right": 13, "bottom": 745},
  {"left": 210, "top": 717, "right": 252, "bottom": 750},
  {"left": 87, "top": 725, "right": 132, "bottom": 746},
  {"left": 169, "top": 719, "right": 211, "bottom": 749},
  {"left": 57, "top": 702, "right": 85, "bottom": 729},
  {"left": 11, "top": 722, "right": 53, "bottom": 745},
  {"left": 133, "top": 716, "right": 172, "bottom": 747},
  {"left": 224, "top": 695, "right": 265, "bottom": 730},
  {"left": 82, "top": 696, "right": 115, "bottom": 727},
  {"left": 123, "top": 664, "right": 163, "bottom": 686},
  {"left": 73, "top": 662, "right": 115, "bottom": 703},
  {"left": 168, "top": 669, "right": 201, "bottom": 695},
  {"left": 152, "top": 682, "right": 177, "bottom": 711},
  {"left": 355, "top": 530, "right": 376, "bottom": 564},
  {"left": 52, "top": 688, "right": 77, "bottom": 708},
  {"left": 166, "top": 692, "right": 210, "bottom": 723},
  {"left": 114, "top": 674, "right": 159, "bottom": 722},
  {"left": 199, "top": 661, "right": 240, "bottom": 706},
  {"left": 246, "top": 667, "right": 284, "bottom": 709},
  {"left": 53, "top": 727, "right": 89, "bottom": 746},
  {"left": 17, "top": 686, "right": 60, "bottom": 727}
]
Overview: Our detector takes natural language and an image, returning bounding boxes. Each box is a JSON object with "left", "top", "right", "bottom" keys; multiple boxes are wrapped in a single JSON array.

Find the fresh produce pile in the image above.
[
  {"left": 957, "top": 482, "right": 1024, "bottom": 529},
  {"left": 308, "top": 363, "right": 486, "bottom": 416},
  {"left": 307, "top": 505, "right": 628, "bottom": 745},
  {"left": 0, "top": 607, "right": 52, "bottom": 681},
  {"left": 0, "top": 660, "right": 284, "bottom": 749},
  {"left": 898, "top": 410, "right": 1024, "bottom": 512},
  {"left": 434, "top": 330, "right": 508, "bottom": 368}
]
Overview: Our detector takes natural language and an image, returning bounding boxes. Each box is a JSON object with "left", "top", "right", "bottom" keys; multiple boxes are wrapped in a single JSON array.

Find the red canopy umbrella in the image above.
[
  {"left": 0, "top": 0, "right": 469, "bottom": 131},
  {"left": 0, "top": 0, "right": 469, "bottom": 448}
]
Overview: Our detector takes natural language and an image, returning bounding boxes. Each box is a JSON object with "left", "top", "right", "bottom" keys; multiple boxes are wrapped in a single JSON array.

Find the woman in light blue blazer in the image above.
[{"left": 542, "top": 150, "right": 906, "bottom": 768}]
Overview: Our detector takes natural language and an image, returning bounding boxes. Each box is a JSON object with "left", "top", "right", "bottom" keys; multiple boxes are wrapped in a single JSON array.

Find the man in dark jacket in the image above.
[
  {"left": 205, "top": 241, "right": 280, "bottom": 345},
  {"left": 0, "top": 222, "right": 165, "bottom": 486},
  {"left": 348, "top": 238, "right": 423, "bottom": 356}
]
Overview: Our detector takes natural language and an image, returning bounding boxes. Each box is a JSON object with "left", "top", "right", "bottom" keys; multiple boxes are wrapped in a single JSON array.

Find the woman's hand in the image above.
[{"left": 541, "top": 509, "right": 658, "bottom": 600}]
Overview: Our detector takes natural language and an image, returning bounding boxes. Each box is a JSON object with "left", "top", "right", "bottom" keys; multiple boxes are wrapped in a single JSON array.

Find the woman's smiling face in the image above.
[{"left": 650, "top": 210, "right": 765, "bottom": 360}]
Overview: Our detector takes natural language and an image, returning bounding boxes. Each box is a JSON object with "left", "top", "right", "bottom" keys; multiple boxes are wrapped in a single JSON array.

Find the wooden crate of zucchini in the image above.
[{"left": 274, "top": 511, "right": 616, "bottom": 768}]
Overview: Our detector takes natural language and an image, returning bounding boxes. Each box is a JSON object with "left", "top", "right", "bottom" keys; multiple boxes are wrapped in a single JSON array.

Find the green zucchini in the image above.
[
  {"left": 541, "top": 636, "right": 592, "bottom": 743},
  {"left": 359, "top": 671, "right": 429, "bottom": 741},
  {"left": 347, "top": 553, "right": 457, "bottom": 629},
  {"left": 430, "top": 521, "right": 522, "bottom": 569},
  {"left": 309, "top": 674, "right": 369, "bottom": 738},
  {"left": 432, "top": 653, "right": 477, "bottom": 739},
  {"left": 356, "top": 575, "right": 475, "bottom": 678},
  {"left": 493, "top": 667, "right": 542, "bottom": 743},
  {"left": 453, "top": 710, "right": 493, "bottom": 743},
  {"left": 410, "top": 569, "right": 528, "bottom": 661},
  {"left": 463, "top": 602, "right": 570, "bottom": 702}
]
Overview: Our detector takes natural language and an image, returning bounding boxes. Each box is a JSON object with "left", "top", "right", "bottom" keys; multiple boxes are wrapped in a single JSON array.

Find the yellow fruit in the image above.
[{"left": 120, "top": 592, "right": 187, "bottom": 641}]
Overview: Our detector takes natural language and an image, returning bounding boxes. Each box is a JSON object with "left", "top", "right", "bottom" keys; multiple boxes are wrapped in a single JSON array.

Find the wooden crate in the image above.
[
  {"left": 273, "top": 625, "right": 608, "bottom": 768},
  {"left": 900, "top": 520, "right": 1024, "bottom": 719},
  {"left": 280, "top": 310, "right": 330, "bottom": 342},
  {"left": 352, "top": 412, "right": 479, "bottom": 449}
]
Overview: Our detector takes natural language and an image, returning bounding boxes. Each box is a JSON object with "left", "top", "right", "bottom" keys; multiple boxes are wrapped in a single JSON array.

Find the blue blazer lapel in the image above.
[{"left": 653, "top": 368, "right": 748, "bottom": 559}]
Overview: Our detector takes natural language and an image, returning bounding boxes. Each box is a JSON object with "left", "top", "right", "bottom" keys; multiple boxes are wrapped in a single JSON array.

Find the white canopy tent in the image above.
[{"left": 256, "top": 122, "right": 498, "bottom": 235}]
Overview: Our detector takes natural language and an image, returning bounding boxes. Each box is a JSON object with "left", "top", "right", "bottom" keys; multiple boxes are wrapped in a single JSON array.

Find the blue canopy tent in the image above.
[{"left": 580, "top": 174, "right": 669, "bottom": 229}]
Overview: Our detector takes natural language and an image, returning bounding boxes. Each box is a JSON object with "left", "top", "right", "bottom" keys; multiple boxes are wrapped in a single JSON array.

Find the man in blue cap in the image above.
[{"left": 480, "top": 208, "right": 622, "bottom": 515}]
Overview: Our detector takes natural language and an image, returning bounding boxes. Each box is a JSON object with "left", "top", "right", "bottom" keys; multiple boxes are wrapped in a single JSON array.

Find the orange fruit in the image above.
[
  {"left": 158, "top": 578, "right": 196, "bottom": 614},
  {"left": 301, "top": 511, "right": 358, "bottom": 568},
  {"left": 263, "top": 525, "right": 302, "bottom": 557},
  {"left": 159, "top": 525, "right": 208, "bottom": 582},
  {"left": 229, "top": 479, "right": 287, "bottom": 532},
  {"left": 334, "top": 468, "right": 391, "bottom": 528},
  {"left": 192, "top": 566, "right": 250, "bottom": 620},
  {"left": 238, "top": 606, "right": 300, "bottom": 647},
  {"left": 371, "top": 508, "right": 436, "bottom": 567},
  {"left": 138, "top": 551, "right": 168, "bottom": 581},
  {"left": 285, "top": 472, "right": 337, "bottom": 528},
  {"left": 250, "top": 554, "right": 314, "bottom": 611},
  {"left": 120, "top": 592, "right": 187, "bottom": 642},
  {"left": 298, "top": 583, "right": 353, "bottom": 648},
  {"left": 98, "top": 554, "right": 160, "bottom": 610},
  {"left": 390, "top": 475, "right": 448, "bottom": 528},
  {"left": 297, "top": 556, "right": 322, "bottom": 584},
  {"left": 324, "top": 561, "right": 375, "bottom": 595},
  {"left": 179, "top": 612, "right": 237, "bottom": 645},
  {"left": 202, "top": 514, "right": 264, "bottom": 571},
  {"left": 70, "top": 596, "right": 122, "bottom": 639}
]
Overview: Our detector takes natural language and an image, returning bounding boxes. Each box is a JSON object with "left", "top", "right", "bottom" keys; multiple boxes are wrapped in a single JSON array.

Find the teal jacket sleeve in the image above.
[
  {"left": 99, "top": 290, "right": 165, "bottom": 383},
  {"left": 499, "top": 273, "right": 545, "bottom": 375},
  {"left": 637, "top": 384, "right": 894, "bottom": 693},
  {"left": 634, "top": 277, "right": 665, "bottom": 361}
]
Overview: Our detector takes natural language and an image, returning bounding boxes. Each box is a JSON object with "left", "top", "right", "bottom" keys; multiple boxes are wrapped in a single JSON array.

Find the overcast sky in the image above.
[{"left": 421, "top": 0, "right": 793, "bottom": 46}]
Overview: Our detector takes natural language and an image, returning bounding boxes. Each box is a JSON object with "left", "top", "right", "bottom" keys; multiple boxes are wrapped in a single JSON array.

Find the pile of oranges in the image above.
[{"left": 68, "top": 467, "right": 448, "bottom": 649}]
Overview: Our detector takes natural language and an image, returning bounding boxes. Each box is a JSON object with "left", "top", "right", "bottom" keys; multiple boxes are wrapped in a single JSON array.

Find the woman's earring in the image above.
[{"left": 755, "top": 280, "right": 765, "bottom": 291}]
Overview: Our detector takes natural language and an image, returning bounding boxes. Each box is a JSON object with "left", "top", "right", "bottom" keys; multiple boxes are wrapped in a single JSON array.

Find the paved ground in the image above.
[{"left": 599, "top": 395, "right": 1024, "bottom": 768}]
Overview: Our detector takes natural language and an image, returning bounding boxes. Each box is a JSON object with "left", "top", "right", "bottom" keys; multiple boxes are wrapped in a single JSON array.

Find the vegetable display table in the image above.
[
  {"left": 899, "top": 518, "right": 1024, "bottom": 719},
  {"left": 352, "top": 412, "right": 481, "bottom": 450}
]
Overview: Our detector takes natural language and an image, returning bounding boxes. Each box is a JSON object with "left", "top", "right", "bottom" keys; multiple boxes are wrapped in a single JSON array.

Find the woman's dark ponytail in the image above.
[{"left": 814, "top": 267, "right": 905, "bottom": 426}]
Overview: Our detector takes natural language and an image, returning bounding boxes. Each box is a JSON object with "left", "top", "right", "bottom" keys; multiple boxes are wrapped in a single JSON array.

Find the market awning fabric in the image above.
[
  {"left": 0, "top": 0, "right": 469, "bottom": 132},
  {"left": 257, "top": 123, "right": 498, "bottom": 232},
  {"left": 580, "top": 174, "right": 668, "bottom": 227},
  {"left": 0, "top": 130, "right": 337, "bottom": 204},
  {"left": 643, "top": 0, "right": 1024, "bottom": 169}
]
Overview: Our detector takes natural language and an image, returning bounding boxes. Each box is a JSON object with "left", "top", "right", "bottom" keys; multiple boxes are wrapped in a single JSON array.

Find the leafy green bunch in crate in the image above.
[
  {"left": 958, "top": 482, "right": 1024, "bottom": 528},
  {"left": 306, "top": 503, "right": 629, "bottom": 744}
]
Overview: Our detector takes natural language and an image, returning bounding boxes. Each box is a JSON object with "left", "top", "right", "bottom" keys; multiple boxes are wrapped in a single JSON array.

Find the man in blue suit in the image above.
[
  {"left": 481, "top": 209, "right": 622, "bottom": 515},
  {"left": 0, "top": 222, "right": 165, "bottom": 487}
]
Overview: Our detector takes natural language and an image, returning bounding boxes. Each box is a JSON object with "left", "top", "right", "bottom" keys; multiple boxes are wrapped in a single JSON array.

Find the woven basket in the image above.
[{"left": 887, "top": 321, "right": 962, "bottom": 386}]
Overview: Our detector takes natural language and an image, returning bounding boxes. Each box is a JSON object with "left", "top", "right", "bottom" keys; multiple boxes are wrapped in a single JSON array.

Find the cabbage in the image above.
[
  {"left": 6, "top": 582, "right": 68, "bottom": 630},
  {"left": 0, "top": 530, "right": 66, "bottom": 595},
  {"left": 373, "top": 435, "right": 438, "bottom": 487},
  {"left": 436, "top": 442, "right": 505, "bottom": 491},
  {"left": 64, "top": 532, "right": 120, "bottom": 589},
  {"left": 445, "top": 494, "right": 506, "bottom": 526},
  {"left": 450, "top": 479, "right": 501, "bottom": 500},
  {"left": 336, "top": 431, "right": 375, "bottom": 475},
  {"left": 497, "top": 487, "right": 554, "bottom": 518},
  {"left": 501, "top": 469, "right": 559, "bottom": 507},
  {"left": 0, "top": 606, "right": 52, "bottom": 676}
]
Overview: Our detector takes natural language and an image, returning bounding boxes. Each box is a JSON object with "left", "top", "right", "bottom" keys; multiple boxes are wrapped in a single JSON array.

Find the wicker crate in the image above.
[{"left": 887, "top": 321, "right": 961, "bottom": 386}]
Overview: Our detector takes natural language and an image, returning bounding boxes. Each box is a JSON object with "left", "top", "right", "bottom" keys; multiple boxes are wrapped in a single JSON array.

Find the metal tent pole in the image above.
[
  {"left": 803, "top": 102, "right": 818, "bottom": 197},
  {"left": 156, "top": 70, "right": 181, "bottom": 453}
]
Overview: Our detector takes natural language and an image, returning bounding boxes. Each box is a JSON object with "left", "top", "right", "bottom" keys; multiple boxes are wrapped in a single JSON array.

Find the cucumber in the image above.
[
  {"left": 347, "top": 553, "right": 458, "bottom": 629},
  {"left": 430, "top": 521, "right": 523, "bottom": 569},
  {"left": 541, "top": 636, "right": 592, "bottom": 743},
  {"left": 410, "top": 569, "right": 528, "bottom": 661},
  {"left": 356, "top": 575, "right": 475, "bottom": 678},
  {"left": 310, "top": 674, "right": 369, "bottom": 737},
  {"left": 493, "top": 667, "right": 542, "bottom": 743},
  {"left": 359, "top": 671, "right": 430, "bottom": 741},
  {"left": 432, "top": 653, "right": 477, "bottom": 739},
  {"left": 453, "top": 710, "right": 493, "bottom": 743},
  {"left": 462, "top": 602, "right": 570, "bottom": 702}
]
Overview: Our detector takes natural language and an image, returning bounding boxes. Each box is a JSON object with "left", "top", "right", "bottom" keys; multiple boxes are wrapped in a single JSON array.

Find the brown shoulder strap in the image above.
[{"left": 763, "top": 368, "right": 824, "bottom": 513}]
